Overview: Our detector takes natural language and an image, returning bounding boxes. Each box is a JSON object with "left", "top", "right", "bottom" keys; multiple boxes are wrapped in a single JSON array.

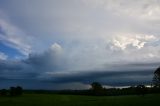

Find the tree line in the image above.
[
  {"left": 56, "top": 67, "right": 160, "bottom": 96},
  {"left": 87, "top": 67, "right": 160, "bottom": 96},
  {"left": 0, "top": 86, "right": 23, "bottom": 96}
]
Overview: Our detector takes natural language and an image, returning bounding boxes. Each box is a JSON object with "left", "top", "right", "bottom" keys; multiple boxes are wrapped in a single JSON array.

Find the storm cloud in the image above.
[{"left": 0, "top": 45, "right": 158, "bottom": 89}]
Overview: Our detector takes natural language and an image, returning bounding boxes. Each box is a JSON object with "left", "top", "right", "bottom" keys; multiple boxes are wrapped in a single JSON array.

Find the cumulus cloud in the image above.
[
  {"left": 0, "top": 43, "right": 64, "bottom": 77},
  {"left": 25, "top": 43, "right": 67, "bottom": 73},
  {"left": 110, "top": 34, "right": 157, "bottom": 50}
]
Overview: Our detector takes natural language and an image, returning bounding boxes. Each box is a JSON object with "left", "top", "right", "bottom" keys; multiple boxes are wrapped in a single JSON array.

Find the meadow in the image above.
[{"left": 0, "top": 93, "right": 159, "bottom": 106}]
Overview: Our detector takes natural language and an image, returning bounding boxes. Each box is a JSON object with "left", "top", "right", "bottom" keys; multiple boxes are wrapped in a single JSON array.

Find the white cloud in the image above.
[
  {"left": 110, "top": 33, "right": 157, "bottom": 50},
  {"left": 50, "top": 43, "right": 63, "bottom": 55},
  {"left": 0, "top": 16, "right": 32, "bottom": 56},
  {"left": 0, "top": 52, "right": 8, "bottom": 60},
  {"left": 83, "top": 0, "right": 160, "bottom": 20}
]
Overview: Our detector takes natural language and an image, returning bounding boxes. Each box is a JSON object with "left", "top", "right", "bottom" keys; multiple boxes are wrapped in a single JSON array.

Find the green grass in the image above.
[{"left": 0, "top": 94, "right": 159, "bottom": 106}]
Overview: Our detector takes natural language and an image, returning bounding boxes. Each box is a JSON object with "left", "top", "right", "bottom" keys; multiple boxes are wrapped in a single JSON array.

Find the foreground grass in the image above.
[{"left": 0, "top": 94, "right": 159, "bottom": 106}]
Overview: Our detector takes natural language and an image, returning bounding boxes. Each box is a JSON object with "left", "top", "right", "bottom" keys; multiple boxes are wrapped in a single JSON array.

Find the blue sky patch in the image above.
[{"left": 0, "top": 42, "right": 24, "bottom": 59}]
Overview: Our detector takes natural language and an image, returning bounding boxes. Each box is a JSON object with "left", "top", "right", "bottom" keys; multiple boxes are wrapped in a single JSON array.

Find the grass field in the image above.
[{"left": 0, "top": 94, "right": 159, "bottom": 106}]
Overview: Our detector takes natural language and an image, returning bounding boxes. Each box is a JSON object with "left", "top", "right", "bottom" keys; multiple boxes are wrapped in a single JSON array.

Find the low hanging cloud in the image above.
[{"left": 42, "top": 69, "right": 154, "bottom": 86}]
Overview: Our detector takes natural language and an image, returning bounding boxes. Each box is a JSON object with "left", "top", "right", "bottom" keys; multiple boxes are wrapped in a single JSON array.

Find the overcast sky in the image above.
[{"left": 0, "top": 0, "right": 160, "bottom": 89}]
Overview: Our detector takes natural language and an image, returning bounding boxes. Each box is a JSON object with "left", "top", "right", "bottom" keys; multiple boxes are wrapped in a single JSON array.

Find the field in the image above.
[{"left": 0, "top": 94, "right": 159, "bottom": 106}]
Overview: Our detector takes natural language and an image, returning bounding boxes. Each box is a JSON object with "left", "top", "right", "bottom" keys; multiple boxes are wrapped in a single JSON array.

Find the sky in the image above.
[{"left": 0, "top": 0, "right": 160, "bottom": 90}]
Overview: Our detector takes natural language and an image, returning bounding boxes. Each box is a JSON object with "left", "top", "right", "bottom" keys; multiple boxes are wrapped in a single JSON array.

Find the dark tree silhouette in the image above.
[
  {"left": 153, "top": 67, "right": 160, "bottom": 87},
  {"left": 0, "top": 89, "right": 7, "bottom": 96},
  {"left": 16, "top": 86, "right": 23, "bottom": 95},
  {"left": 91, "top": 82, "right": 104, "bottom": 95},
  {"left": 9, "top": 86, "right": 23, "bottom": 96},
  {"left": 10, "top": 87, "right": 16, "bottom": 96},
  {"left": 91, "top": 82, "right": 103, "bottom": 91},
  {"left": 136, "top": 85, "right": 147, "bottom": 96}
]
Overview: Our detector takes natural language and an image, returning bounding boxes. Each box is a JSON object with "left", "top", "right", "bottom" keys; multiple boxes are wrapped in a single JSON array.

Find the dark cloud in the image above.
[
  {"left": 0, "top": 46, "right": 159, "bottom": 89},
  {"left": 0, "top": 67, "right": 155, "bottom": 89},
  {"left": 0, "top": 79, "right": 90, "bottom": 90},
  {"left": 0, "top": 60, "right": 38, "bottom": 79},
  {"left": 43, "top": 68, "right": 154, "bottom": 86},
  {"left": 124, "top": 62, "right": 160, "bottom": 67}
]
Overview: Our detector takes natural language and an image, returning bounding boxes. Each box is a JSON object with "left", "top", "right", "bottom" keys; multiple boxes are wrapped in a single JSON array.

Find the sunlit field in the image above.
[{"left": 0, "top": 94, "right": 159, "bottom": 106}]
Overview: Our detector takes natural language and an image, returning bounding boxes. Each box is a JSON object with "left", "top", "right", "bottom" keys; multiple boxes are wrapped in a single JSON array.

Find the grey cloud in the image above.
[
  {"left": 0, "top": 79, "right": 90, "bottom": 90},
  {"left": 42, "top": 67, "right": 155, "bottom": 86},
  {"left": 24, "top": 43, "right": 67, "bottom": 72},
  {"left": 0, "top": 43, "right": 66, "bottom": 80},
  {"left": 0, "top": 60, "right": 37, "bottom": 79},
  {"left": 0, "top": 50, "right": 158, "bottom": 89}
]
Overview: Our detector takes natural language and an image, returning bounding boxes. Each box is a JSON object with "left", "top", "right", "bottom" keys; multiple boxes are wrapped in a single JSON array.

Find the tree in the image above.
[
  {"left": 153, "top": 67, "right": 160, "bottom": 87},
  {"left": 9, "top": 86, "right": 23, "bottom": 96},
  {"left": 0, "top": 89, "right": 7, "bottom": 96},
  {"left": 91, "top": 82, "right": 104, "bottom": 95},
  {"left": 15, "top": 86, "right": 23, "bottom": 95},
  {"left": 10, "top": 87, "right": 16, "bottom": 96},
  {"left": 136, "top": 85, "right": 147, "bottom": 96},
  {"left": 91, "top": 82, "right": 103, "bottom": 91}
]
